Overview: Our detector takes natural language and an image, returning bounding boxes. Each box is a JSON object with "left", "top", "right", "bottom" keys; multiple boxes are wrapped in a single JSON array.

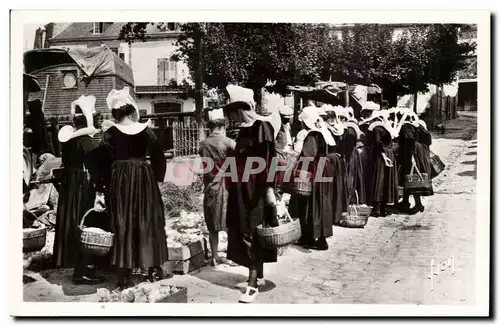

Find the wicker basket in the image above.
[
  {"left": 352, "top": 191, "right": 372, "bottom": 217},
  {"left": 256, "top": 207, "right": 301, "bottom": 249},
  {"left": 339, "top": 203, "right": 369, "bottom": 229},
  {"left": 291, "top": 170, "right": 312, "bottom": 196},
  {"left": 23, "top": 224, "right": 47, "bottom": 253},
  {"left": 79, "top": 209, "right": 114, "bottom": 257},
  {"left": 404, "top": 157, "right": 432, "bottom": 196}
]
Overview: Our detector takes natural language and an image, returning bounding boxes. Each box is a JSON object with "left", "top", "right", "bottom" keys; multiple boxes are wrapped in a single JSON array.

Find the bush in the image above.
[{"left": 160, "top": 179, "right": 203, "bottom": 218}]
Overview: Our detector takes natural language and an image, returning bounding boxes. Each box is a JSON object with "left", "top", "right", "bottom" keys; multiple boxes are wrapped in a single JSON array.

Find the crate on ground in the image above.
[
  {"left": 163, "top": 252, "right": 206, "bottom": 275},
  {"left": 167, "top": 239, "right": 204, "bottom": 261},
  {"left": 163, "top": 239, "right": 207, "bottom": 275}
]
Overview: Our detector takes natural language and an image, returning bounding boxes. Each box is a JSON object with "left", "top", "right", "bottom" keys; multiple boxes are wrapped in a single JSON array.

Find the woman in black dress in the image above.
[
  {"left": 53, "top": 95, "right": 105, "bottom": 284},
  {"left": 413, "top": 119, "right": 434, "bottom": 212},
  {"left": 290, "top": 106, "right": 337, "bottom": 250},
  {"left": 223, "top": 85, "right": 281, "bottom": 303},
  {"left": 337, "top": 120, "right": 366, "bottom": 205},
  {"left": 397, "top": 110, "right": 434, "bottom": 214},
  {"left": 365, "top": 111, "right": 399, "bottom": 217},
  {"left": 94, "top": 87, "right": 168, "bottom": 289}
]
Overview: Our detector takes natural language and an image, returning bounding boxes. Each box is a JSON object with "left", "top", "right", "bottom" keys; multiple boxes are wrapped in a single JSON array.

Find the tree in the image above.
[
  {"left": 119, "top": 23, "right": 332, "bottom": 116},
  {"left": 390, "top": 24, "right": 475, "bottom": 113}
]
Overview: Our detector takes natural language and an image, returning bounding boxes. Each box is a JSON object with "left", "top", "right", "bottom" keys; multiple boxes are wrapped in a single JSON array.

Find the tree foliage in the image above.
[{"left": 119, "top": 22, "right": 476, "bottom": 102}]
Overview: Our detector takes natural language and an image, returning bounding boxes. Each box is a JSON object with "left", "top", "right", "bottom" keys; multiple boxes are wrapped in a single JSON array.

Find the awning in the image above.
[
  {"left": 24, "top": 45, "right": 134, "bottom": 86},
  {"left": 23, "top": 73, "right": 41, "bottom": 92},
  {"left": 287, "top": 82, "right": 347, "bottom": 104}
]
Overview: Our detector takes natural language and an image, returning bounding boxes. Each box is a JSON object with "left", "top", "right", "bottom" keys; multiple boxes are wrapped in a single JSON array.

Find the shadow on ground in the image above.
[
  {"left": 192, "top": 268, "right": 276, "bottom": 293},
  {"left": 39, "top": 268, "right": 148, "bottom": 296},
  {"left": 461, "top": 159, "right": 477, "bottom": 165},
  {"left": 456, "top": 170, "right": 477, "bottom": 179}
]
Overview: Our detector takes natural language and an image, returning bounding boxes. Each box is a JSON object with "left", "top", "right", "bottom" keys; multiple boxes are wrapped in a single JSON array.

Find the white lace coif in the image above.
[{"left": 106, "top": 87, "right": 140, "bottom": 116}]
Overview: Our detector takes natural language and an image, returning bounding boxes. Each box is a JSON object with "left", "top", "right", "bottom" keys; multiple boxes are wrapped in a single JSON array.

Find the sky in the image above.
[{"left": 23, "top": 23, "right": 45, "bottom": 52}]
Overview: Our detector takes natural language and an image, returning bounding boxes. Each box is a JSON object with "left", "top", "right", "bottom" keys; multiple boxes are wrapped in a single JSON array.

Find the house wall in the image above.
[
  {"left": 136, "top": 94, "right": 196, "bottom": 114},
  {"left": 29, "top": 63, "right": 132, "bottom": 118},
  {"left": 129, "top": 40, "right": 191, "bottom": 86}
]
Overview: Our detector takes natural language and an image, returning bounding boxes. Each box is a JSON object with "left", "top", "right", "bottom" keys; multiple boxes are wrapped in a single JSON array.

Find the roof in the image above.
[
  {"left": 24, "top": 46, "right": 134, "bottom": 86},
  {"left": 49, "top": 22, "right": 180, "bottom": 43},
  {"left": 50, "top": 23, "right": 125, "bottom": 41}
]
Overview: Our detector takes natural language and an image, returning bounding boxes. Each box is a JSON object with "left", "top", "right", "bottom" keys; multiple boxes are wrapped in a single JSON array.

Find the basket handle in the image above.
[
  {"left": 410, "top": 156, "right": 424, "bottom": 180},
  {"left": 352, "top": 204, "right": 358, "bottom": 218},
  {"left": 79, "top": 208, "right": 95, "bottom": 229},
  {"left": 355, "top": 190, "right": 360, "bottom": 206}
]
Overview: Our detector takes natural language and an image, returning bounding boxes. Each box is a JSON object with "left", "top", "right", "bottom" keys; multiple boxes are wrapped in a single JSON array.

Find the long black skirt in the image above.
[
  {"left": 330, "top": 153, "right": 348, "bottom": 226},
  {"left": 53, "top": 168, "right": 94, "bottom": 268},
  {"left": 226, "top": 184, "right": 277, "bottom": 269},
  {"left": 358, "top": 146, "right": 374, "bottom": 205},
  {"left": 372, "top": 146, "right": 399, "bottom": 204},
  {"left": 414, "top": 143, "right": 434, "bottom": 196},
  {"left": 344, "top": 149, "right": 365, "bottom": 206},
  {"left": 108, "top": 160, "right": 168, "bottom": 269}
]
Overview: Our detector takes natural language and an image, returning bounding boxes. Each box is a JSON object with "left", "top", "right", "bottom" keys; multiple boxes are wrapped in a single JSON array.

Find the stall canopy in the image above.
[
  {"left": 287, "top": 81, "right": 348, "bottom": 104},
  {"left": 23, "top": 45, "right": 134, "bottom": 86},
  {"left": 23, "top": 73, "right": 41, "bottom": 92}
]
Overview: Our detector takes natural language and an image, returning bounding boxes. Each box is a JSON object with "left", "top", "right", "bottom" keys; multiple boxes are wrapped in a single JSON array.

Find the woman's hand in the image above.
[
  {"left": 265, "top": 187, "right": 277, "bottom": 206},
  {"left": 94, "top": 192, "right": 106, "bottom": 212},
  {"left": 382, "top": 153, "right": 394, "bottom": 167}
]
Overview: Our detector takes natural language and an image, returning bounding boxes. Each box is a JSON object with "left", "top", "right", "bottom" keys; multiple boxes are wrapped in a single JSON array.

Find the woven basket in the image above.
[
  {"left": 79, "top": 209, "right": 114, "bottom": 257},
  {"left": 23, "top": 225, "right": 47, "bottom": 253},
  {"left": 291, "top": 170, "right": 312, "bottom": 196},
  {"left": 404, "top": 157, "right": 432, "bottom": 196},
  {"left": 339, "top": 203, "right": 369, "bottom": 229},
  {"left": 256, "top": 207, "right": 301, "bottom": 249},
  {"left": 351, "top": 190, "right": 372, "bottom": 217}
]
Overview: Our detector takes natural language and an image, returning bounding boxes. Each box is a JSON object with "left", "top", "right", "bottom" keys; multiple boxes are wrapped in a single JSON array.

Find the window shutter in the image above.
[
  {"left": 157, "top": 58, "right": 161, "bottom": 85},
  {"left": 173, "top": 61, "right": 179, "bottom": 83}
]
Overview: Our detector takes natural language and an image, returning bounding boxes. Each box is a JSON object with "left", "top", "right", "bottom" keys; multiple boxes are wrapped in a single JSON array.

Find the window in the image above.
[
  {"left": 61, "top": 70, "right": 78, "bottom": 89},
  {"left": 158, "top": 22, "right": 179, "bottom": 32},
  {"left": 157, "top": 58, "right": 178, "bottom": 85},
  {"left": 119, "top": 53, "right": 125, "bottom": 61},
  {"left": 93, "top": 22, "right": 104, "bottom": 34}
]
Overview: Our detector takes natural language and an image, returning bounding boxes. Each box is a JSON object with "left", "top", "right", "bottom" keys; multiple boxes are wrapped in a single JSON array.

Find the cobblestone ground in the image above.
[
  {"left": 22, "top": 115, "right": 479, "bottom": 304},
  {"left": 164, "top": 115, "right": 478, "bottom": 304}
]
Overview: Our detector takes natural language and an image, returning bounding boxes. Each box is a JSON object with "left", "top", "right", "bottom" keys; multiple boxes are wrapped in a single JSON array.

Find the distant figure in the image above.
[
  {"left": 25, "top": 100, "right": 51, "bottom": 156},
  {"left": 198, "top": 108, "right": 236, "bottom": 267}
]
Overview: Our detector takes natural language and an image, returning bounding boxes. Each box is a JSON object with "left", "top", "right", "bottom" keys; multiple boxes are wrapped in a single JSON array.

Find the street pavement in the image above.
[{"left": 164, "top": 115, "right": 478, "bottom": 304}]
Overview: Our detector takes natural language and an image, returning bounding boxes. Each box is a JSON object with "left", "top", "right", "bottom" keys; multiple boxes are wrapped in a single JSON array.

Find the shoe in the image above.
[
  {"left": 309, "top": 238, "right": 328, "bottom": 251},
  {"left": 235, "top": 278, "right": 265, "bottom": 289},
  {"left": 239, "top": 286, "right": 259, "bottom": 303},
  {"left": 147, "top": 268, "right": 163, "bottom": 283},
  {"left": 409, "top": 205, "right": 425, "bottom": 215},
  {"left": 72, "top": 275, "right": 104, "bottom": 285}
]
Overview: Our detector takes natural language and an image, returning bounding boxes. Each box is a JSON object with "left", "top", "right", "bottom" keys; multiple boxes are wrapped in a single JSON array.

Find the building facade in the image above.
[
  {"left": 457, "top": 25, "right": 477, "bottom": 111},
  {"left": 46, "top": 22, "right": 202, "bottom": 115}
]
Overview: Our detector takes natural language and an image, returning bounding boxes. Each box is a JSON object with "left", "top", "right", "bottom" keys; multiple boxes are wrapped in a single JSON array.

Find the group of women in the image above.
[
  {"left": 53, "top": 88, "right": 168, "bottom": 289},
  {"left": 203, "top": 86, "right": 435, "bottom": 303},
  {"left": 284, "top": 100, "right": 435, "bottom": 252},
  {"left": 42, "top": 84, "right": 434, "bottom": 304}
]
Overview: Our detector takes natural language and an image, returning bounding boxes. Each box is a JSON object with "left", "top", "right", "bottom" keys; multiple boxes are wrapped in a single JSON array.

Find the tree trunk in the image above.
[
  {"left": 254, "top": 87, "right": 263, "bottom": 114},
  {"left": 194, "top": 32, "right": 203, "bottom": 124},
  {"left": 413, "top": 93, "right": 418, "bottom": 113}
]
